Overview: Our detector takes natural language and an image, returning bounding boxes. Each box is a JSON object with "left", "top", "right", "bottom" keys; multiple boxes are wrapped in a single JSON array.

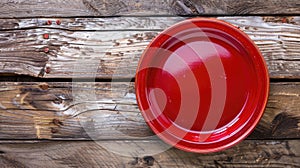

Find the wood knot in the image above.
[
  {"left": 45, "top": 66, "right": 51, "bottom": 74},
  {"left": 143, "top": 156, "right": 155, "bottom": 166},
  {"left": 43, "top": 33, "right": 49, "bottom": 39},
  {"left": 114, "top": 42, "right": 120, "bottom": 46},
  {"left": 52, "top": 118, "right": 64, "bottom": 126},
  {"left": 56, "top": 20, "right": 61, "bottom": 25},
  {"left": 53, "top": 97, "right": 63, "bottom": 104},
  {"left": 39, "top": 83, "right": 49, "bottom": 90},
  {"left": 271, "top": 112, "right": 299, "bottom": 136},
  {"left": 136, "top": 37, "right": 143, "bottom": 41},
  {"left": 127, "top": 39, "right": 134, "bottom": 45},
  {"left": 282, "top": 18, "right": 287, "bottom": 23},
  {"left": 51, "top": 127, "right": 59, "bottom": 133},
  {"left": 50, "top": 119, "right": 64, "bottom": 134},
  {"left": 45, "top": 20, "right": 52, "bottom": 25},
  {"left": 129, "top": 156, "right": 155, "bottom": 166},
  {"left": 44, "top": 47, "right": 50, "bottom": 53}
]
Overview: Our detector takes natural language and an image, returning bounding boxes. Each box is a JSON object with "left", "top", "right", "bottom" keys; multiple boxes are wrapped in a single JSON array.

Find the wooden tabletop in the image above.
[{"left": 0, "top": 0, "right": 300, "bottom": 167}]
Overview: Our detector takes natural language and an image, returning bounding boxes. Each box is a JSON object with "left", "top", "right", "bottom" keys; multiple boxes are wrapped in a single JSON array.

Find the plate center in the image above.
[{"left": 147, "top": 36, "right": 254, "bottom": 132}]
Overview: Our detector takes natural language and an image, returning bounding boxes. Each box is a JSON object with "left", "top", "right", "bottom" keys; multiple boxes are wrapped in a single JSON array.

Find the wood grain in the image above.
[
  {"left": 0, "top": 0, "right": 299, "bottom": 18},
  {"left": 0, "top": 140, "right": 299, "bottom": 168},
  {"left": 0, "top": 82, "right": 299, "bottom": 140},
  {"left": 0, "top": 1, "right": 298, "bottom": 167},
  {"left": 0, "top": 16, "right": 299, "bottom": 79}
]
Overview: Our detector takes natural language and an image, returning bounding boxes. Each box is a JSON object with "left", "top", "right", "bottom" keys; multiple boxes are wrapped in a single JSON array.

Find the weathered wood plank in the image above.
[
  {"left": 0, "top": 140, "right": 299, "bottom": 168},
  {"left": 0, "top": 0, "right": 299, "bottom": 18},
  {"left": 1, "top": 16, "right": 300, "bottom": 30},
  {"left": 0, "top": 16, "right": 299, "bottom": 79},
  {"left": 0, "top": 17, "right": 184, "bottom": 31},
  {"left": 0, "top": 82, "right": 299, "bottom": 140}
]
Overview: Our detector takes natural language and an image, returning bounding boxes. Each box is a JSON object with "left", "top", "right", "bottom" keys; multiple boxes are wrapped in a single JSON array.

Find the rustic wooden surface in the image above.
[
  {"left": 0, "top": 16, "right": 300, "bottom": 79},
  {"left": 0, "top": 0, "right": 300, "bottom": 167},
  {"left": 0, "top": 82, "right": 299, "bottom": 140},
  {"left": 0, "top": 0, "right": 299, "bottom": 18},
  {"left": 0, "top": 140, "right": 299, "bottom": 168}
]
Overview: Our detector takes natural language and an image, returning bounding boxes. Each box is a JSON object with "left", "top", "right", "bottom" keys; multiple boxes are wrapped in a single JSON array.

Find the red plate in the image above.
[{"left": 135, "top": 18, "right": 269, "bottom": 153}]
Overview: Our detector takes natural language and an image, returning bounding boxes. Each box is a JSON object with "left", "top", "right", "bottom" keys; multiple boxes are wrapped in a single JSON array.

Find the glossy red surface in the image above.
[{"left": 135, "top": 18, "right": 269, "bottom": 153}]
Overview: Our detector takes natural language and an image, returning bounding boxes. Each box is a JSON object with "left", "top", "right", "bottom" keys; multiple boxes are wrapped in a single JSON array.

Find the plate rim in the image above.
[{"left": 135, "top": 18, "right": 270, "bottom": 153}]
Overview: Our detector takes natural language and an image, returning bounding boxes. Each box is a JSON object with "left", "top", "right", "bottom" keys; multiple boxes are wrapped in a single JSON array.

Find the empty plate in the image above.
[{"left": 135, "top": 18, "right": 269, "bottom": 153}]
